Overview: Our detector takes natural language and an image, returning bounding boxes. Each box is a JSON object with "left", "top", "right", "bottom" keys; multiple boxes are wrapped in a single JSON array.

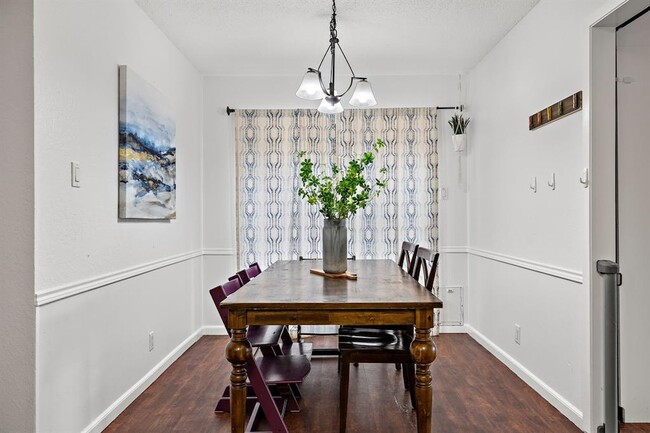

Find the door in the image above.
[{"left": 617, "top": 9, "right": 650, "bottom": 423}]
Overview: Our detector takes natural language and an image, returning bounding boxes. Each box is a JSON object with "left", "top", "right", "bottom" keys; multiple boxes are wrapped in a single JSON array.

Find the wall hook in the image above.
[
  {"left": 579, "top": 168, "right": 589, "bottom": 188},
  {"left": 548, "top": 173, "right": 556, "bottom": 190},
  {"left": 530, "top": 176, "right": 537, "bottom": 193}
]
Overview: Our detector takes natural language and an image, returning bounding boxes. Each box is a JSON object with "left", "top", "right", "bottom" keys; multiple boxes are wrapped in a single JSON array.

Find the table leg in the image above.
[
  {"left": 411, "top": 311, "right": 438, "bottom": 433},
  {"left": 225, "top": 325, "right": 252, "bottom": 433}
]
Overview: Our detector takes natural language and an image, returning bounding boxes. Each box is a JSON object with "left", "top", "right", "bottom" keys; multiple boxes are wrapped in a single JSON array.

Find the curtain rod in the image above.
[{"left": 226, "top": 105, "right": 463, "bottom": 116}]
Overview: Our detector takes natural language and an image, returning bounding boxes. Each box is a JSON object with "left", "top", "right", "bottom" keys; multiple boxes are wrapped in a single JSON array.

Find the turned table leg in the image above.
[
  {"left": 411, "top": 310, "right": 438, "bottom": 433},
  {"left": 225, "top": 321, "right": 252, "bottom": 433}
]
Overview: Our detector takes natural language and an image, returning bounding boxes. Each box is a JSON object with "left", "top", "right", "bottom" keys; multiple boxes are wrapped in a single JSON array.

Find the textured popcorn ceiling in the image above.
[{"left": 135, "top": 0, "right": 540, "bottom": 75}]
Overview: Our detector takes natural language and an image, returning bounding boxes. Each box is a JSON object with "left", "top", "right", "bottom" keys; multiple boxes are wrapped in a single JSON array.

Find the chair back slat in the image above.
[
  {"left": 247, "top": 262, "right": 262, "bottom": 278},
  {"left": 397, "top": 241, "right": 419, "bottom": 276},
  {"left": 221, "top": 277, "right": 242, "bottom": 296},
  {"left": 209, "top": 285, "right": 230, "bottom": 336},
  {"left": 209, "top": 278, "right": 243, "bottom": 336},
  {"left": 413, "top": 247, "right": 440, "bottom": 292},
  {"left": 235, "top": 269, "right": 251, "bottom": 285}
]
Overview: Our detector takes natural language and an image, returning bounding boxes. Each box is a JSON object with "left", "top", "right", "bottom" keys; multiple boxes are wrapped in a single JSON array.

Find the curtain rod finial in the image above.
[{"left": 227, "top": 106, "right": 235, "bottom": 116}]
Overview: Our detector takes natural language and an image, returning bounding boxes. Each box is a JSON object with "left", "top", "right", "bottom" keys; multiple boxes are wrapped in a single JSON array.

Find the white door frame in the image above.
[{"left": 588, "top": 1, "right": 650, "bottom": 431}]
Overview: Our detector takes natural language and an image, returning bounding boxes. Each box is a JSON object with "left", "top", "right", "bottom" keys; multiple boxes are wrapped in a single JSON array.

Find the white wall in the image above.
[
  {"left": 0, "top": 1, "right": 36, "bottom": 431},
  {"left": 33, "top": 1, "right": 204, "bottom": 432},
  {"left": 201, "top": 74, "right": 468, "bottom": 328},
  {"left": 466, "top": 0, "right": 608, "bottom": 430},
  {"left": 617, "top": 9, "right": 650, "bottom": 422}
]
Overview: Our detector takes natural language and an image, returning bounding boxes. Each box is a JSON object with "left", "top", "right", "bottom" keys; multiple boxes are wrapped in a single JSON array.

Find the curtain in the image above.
[{"left": 235, "top": 108, "right": 438, "bottom": 269}]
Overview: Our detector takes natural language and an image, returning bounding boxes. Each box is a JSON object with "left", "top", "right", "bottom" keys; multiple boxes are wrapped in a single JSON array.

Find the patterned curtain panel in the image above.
[{"left": 235, "top": 107, "right": 438, "bottom": 269}]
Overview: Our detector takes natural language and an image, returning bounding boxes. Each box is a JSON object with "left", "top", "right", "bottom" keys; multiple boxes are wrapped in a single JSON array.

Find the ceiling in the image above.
[{"left": 135, "top": 0, "right": 540, "bottom": 76}]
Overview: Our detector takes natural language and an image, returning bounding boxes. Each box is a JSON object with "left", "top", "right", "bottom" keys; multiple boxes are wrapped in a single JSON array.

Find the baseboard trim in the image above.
[
  {"left": 202, "top": 325, "right": 228, "bottom": 335},
  {"left": 82, "top": 327, "right": 204, "bottom": 433},
  {"left": 465, "top": 324, "right": 584, "bottom": 427},
  {"left": 439, "top": 325, "right": 467, "bottom": 333}
]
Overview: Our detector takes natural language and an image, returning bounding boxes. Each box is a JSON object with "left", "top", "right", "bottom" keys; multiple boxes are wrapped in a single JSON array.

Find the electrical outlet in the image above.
[
  {"left": 149, "top": 331, "right": 154, "bottom": 352},
  {"left": 514, "top": 324, "right": 521, "bottom": 345}
]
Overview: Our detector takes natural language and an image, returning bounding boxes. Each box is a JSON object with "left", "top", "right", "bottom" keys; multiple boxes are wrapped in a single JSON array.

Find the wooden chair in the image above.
[
  {"left": 209, "top": 281, "right": 311, "bottom": 417},
  {"left": 338, "top": 329, "right": 416, "bottom": 433},
  {"left": 226, "top": 271, "right": 313, "bottom": 358},
  {"left": 338, "top": 241, "right": 419, "bottom": 366},
  {"left": 413, "top": 246, "right": 441, "bottom": 336},
  {"left": 229, "top": 262, "right": 263, "bottom": 286},
  {"left": 337, "top": 247, "right": 441, "bottom": 433},
  {"left": 412, "top": 247, "right": 440, "bottom": 292},
  {"left": 211, "top": 278, "right": 285, "bottom": 356},
  {"left": 397, "top": 241, "right": 419, "bottom": 276}
]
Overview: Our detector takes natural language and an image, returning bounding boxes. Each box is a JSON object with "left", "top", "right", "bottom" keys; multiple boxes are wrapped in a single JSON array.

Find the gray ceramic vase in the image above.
[{"left": 322, "top": 218, "right": 347, "bottom": 274}]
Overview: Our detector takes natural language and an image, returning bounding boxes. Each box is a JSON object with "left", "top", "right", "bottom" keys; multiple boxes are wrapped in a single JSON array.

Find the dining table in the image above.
[{"left": 221, "top": 259, "right": 443, "bottom": 433}]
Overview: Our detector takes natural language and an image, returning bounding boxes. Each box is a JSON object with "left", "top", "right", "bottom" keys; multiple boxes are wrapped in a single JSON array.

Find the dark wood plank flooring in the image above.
[{"left": 103, "top": 334, "right": 648, "bottom": 433}]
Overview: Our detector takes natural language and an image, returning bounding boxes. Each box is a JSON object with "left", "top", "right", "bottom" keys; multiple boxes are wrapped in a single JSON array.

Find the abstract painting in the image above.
[{"left": 118, "top": 65, "right": 176, "bottom": 219}]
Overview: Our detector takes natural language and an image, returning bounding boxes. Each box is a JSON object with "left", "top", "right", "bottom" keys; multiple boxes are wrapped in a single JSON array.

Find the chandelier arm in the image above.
[
  {"left": 336, "top": 42, "right": 357, "bottom": 78},
  {"left": 316, "top": 45, "right": 330, "bottom": 71},
  {"left": 316, "top": 70, "right": 330, "bottom": 96},
  {"left": 338, "top": 77, "right": 356, "bottom": 98}
]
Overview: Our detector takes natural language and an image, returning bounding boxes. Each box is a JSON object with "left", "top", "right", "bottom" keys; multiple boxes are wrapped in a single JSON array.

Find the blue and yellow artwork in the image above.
[{"left": 118, "top": 65, "right": 176, "bottom": 219}]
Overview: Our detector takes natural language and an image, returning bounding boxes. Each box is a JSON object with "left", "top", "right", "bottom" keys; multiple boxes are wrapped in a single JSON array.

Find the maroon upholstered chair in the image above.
[
  {"left": 210, "top": 279, "right": 285, "bottom": 354},
  {"left": 210, "top": 282, "right": 311, "bottom": 419},
  {"left": 232, "top": 262, "right": 263, "bottom": 286}
]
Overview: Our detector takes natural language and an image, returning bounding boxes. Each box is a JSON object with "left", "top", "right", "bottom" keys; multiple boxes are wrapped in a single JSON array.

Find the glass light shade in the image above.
[
  {"left": 349, "top": 79, "right": 377, "bottom": 107},
  {"left": 296, "top": 69, "right": 326, "bottom": 100},
  {"left": 318, "top": 96, "right": 343, "bottom": 114}
]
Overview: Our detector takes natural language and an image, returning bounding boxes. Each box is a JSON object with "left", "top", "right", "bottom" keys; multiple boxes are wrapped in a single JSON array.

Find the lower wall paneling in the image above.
[
  {"left": 467, "top": 254, "right": 588, "bottom": 430},
  {"left": 36, "top": 257, "right": 204, "bottom": 433}
]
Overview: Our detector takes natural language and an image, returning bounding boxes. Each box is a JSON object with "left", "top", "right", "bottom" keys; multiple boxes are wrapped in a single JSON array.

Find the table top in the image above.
[{"left": 221, "top": 259, "right": 442, "bottom": 310}]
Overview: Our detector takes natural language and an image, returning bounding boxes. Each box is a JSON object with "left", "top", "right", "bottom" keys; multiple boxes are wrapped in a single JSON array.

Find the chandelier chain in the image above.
[{"left": 330, "top": 0, "right": 337, "bottom": 39}]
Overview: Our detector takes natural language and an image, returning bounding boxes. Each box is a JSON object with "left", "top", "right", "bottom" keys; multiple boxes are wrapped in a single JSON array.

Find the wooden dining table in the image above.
[{"left": 221, "top": 259, "right": 443, "bottom": 433}]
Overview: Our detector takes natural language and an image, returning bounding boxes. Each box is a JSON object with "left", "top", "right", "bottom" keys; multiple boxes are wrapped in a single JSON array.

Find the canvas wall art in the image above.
[{"left": 118, "top": 65, "right": 176, "bottom": 219}]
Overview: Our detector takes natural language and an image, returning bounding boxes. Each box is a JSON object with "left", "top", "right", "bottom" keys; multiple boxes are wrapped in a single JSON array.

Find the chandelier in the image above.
[{"left": 295, "top": 0, "right": 377, "bottom": 114}]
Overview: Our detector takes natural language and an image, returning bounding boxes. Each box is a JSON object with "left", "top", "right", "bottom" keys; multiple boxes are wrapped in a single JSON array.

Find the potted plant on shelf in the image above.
[
  {"left": 448, "top": 113, "right": 470, "bottom": 152},
  {"left": 298, "top": 139, "right": 387, "bottom": 274}
]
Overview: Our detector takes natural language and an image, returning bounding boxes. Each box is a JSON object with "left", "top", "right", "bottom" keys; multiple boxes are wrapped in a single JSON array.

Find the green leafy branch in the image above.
[{"left": 297, "top": 138, "right": 388, "bottom": 220}]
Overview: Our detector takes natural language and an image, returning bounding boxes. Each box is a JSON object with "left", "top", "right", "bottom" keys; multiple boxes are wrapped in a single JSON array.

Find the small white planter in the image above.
[{"left": 452, "top": 134, "right": 467, "bottom": 152}]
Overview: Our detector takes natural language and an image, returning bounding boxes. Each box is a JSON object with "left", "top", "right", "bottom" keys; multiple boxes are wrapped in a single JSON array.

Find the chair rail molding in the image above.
[
  {"left": 202, "top": 248, "right": 236, "bottom": 256},
  {"left": 467, "top": 247, "right": 583, "bottom": 283},
  {"left": 36, "top": 250, "right": 202, "bottom": 306},
  {"left": 439, "top": 246, "right": 470, "bottom": 254},
  {"left": 35, "top": 248, "right": 237, "bottom": 306}
]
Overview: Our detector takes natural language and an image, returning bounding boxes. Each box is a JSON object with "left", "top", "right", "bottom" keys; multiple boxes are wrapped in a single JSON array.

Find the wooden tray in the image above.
[{"left": 309, "top": 268, "right": 358, "bottom": 280}]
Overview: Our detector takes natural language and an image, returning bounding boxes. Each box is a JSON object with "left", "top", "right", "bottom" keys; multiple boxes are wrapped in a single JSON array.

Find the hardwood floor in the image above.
[{"left": 104, "top": 334, "right": 647, "bottom": 433}]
